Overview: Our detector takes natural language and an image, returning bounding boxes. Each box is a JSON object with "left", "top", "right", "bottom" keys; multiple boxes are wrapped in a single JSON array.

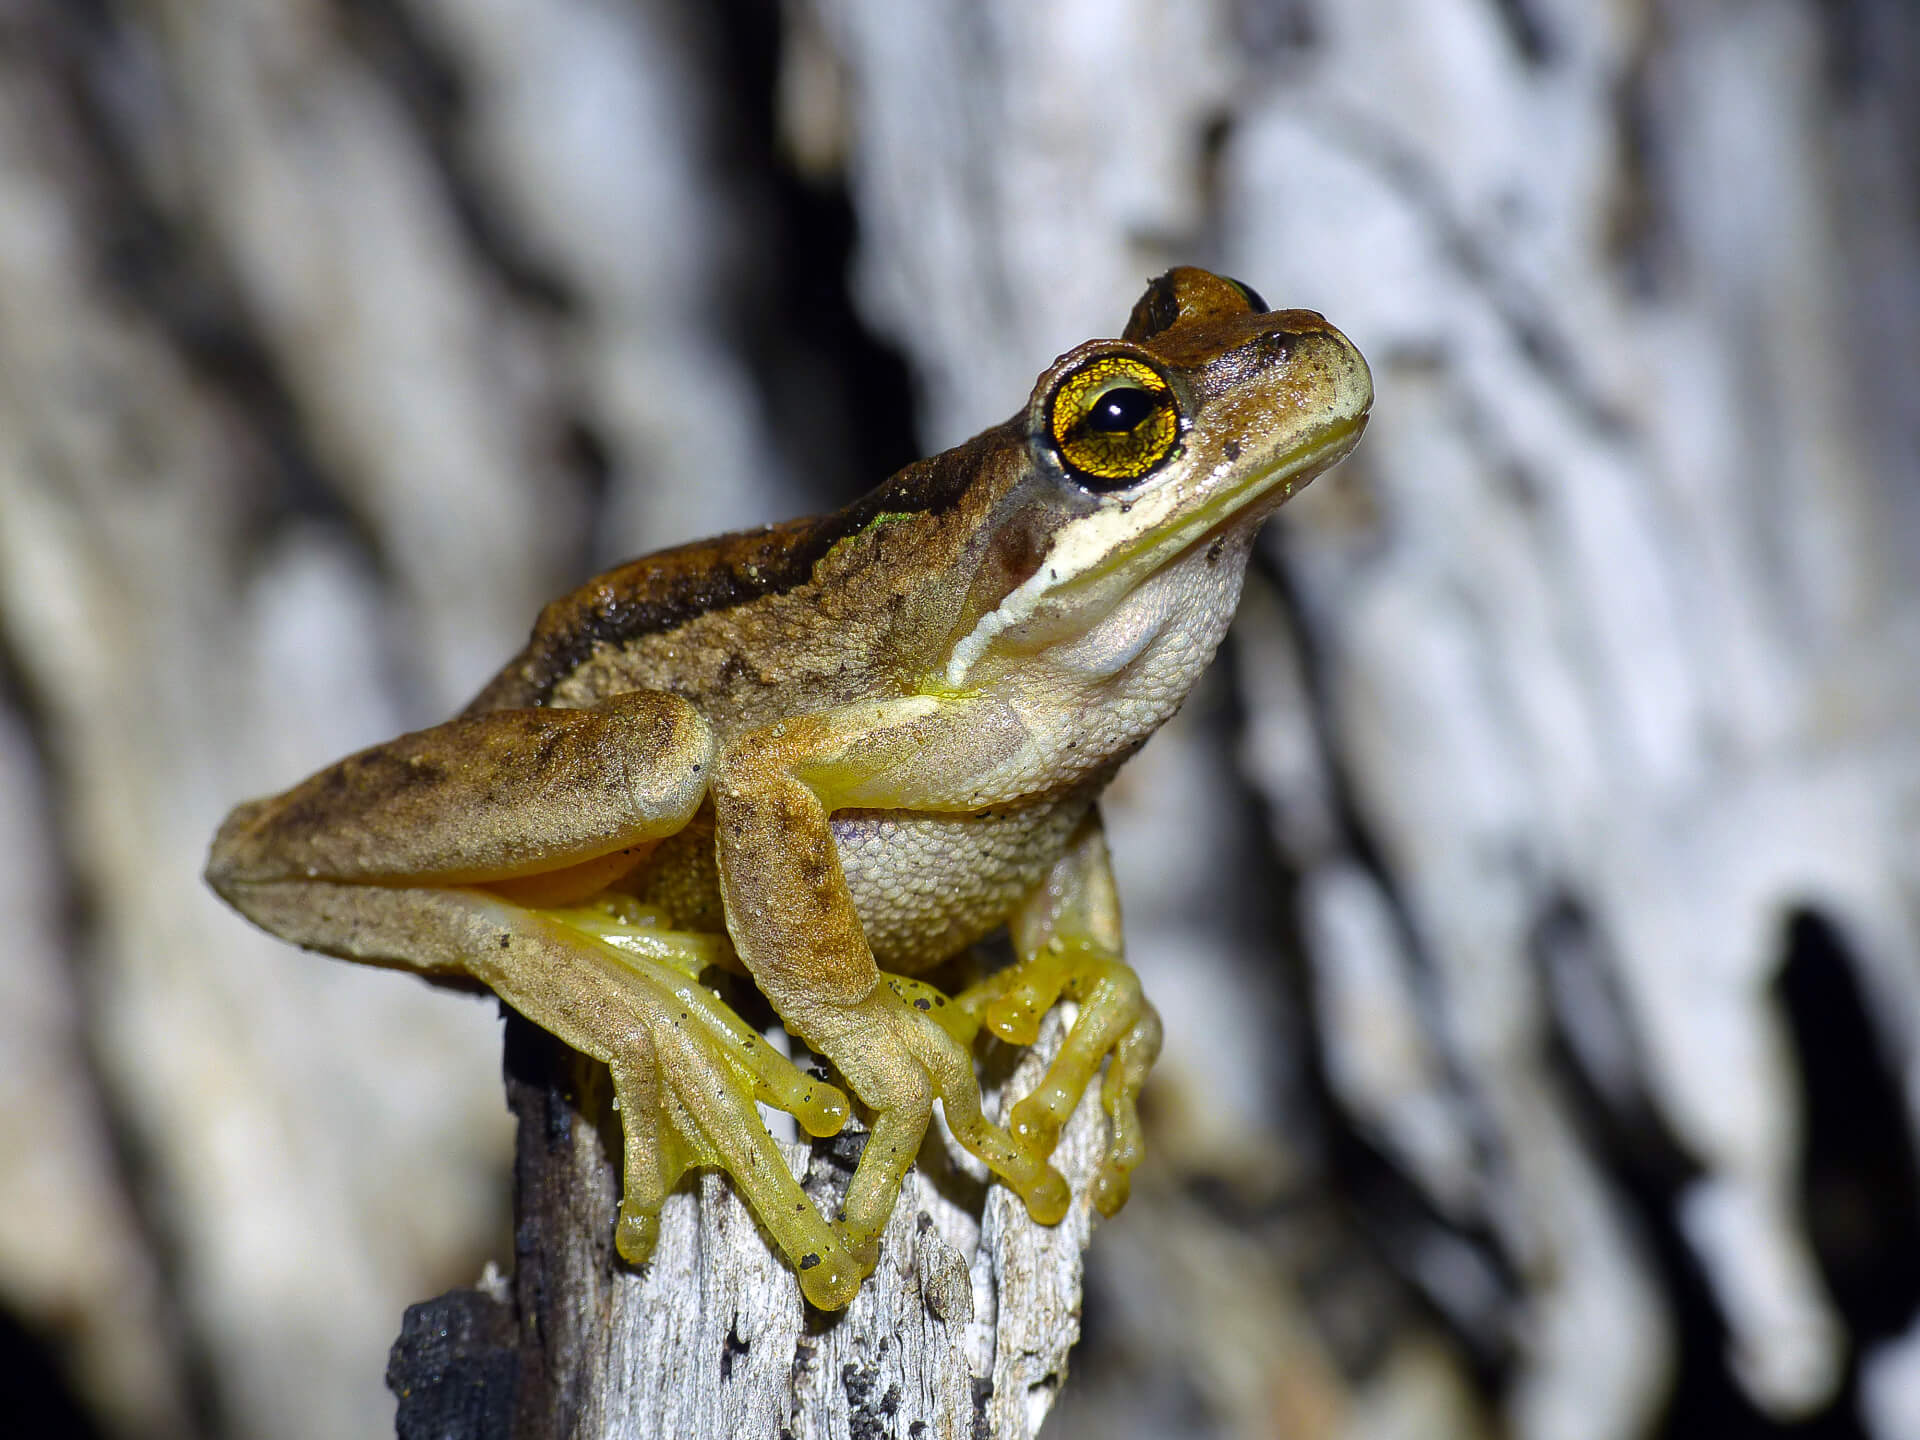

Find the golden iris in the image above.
[{"left": 1048, "top": 355, "right": 1180, "bottom": 488}]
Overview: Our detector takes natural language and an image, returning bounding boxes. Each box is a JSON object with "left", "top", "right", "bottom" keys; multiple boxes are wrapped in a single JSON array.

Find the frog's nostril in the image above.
[{"left": 1258, "top": 332, "right": 1294, "bottom": 365}]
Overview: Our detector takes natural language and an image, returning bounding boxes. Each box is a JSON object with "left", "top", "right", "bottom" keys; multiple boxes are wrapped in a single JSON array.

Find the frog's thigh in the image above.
[
  {"left": 225, "top": 877, "right": 865, "bottom": 1308},
  {"left": 959, "top": 810, "right": 1162, "bottom": 1215},
  {"left": 709, "top": 702, "right": 1069, "bottom": 1251},
  {"left": 207, "top": 689, "right": 713, "bottom": 891}
]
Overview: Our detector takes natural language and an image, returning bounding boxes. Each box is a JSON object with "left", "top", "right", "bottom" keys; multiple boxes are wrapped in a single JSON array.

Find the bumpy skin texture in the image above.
[{"left": 206, "top": 269, "right": 1372, "bottom": 1309}]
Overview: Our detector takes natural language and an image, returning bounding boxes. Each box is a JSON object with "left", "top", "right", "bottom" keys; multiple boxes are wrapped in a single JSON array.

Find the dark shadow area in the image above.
[
  {"left": 700, "top": 0, "right": 921, "bottom": 510},
  {"left": 0, "top": 1305, "right": 109, "bottom": 1440},
  {"left": 1539, "top": 893, "right": 1920, "bottom": 1439},
  {"left": 1537, "top": 889, "right": 1776, "bottom": 1439},
  {"left": 1780, "top": 908, "right": 1920, "bottom": 1379}
]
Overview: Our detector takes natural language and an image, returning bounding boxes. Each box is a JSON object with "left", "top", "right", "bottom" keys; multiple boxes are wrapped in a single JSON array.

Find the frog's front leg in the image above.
[
  {"left": 207, "top": 691, "right": 863, "bottom": 1308},
  {"left": 711, "top": 697, "right": 1073, "bottom": 1258},
  {"left": 957, "top": 812, "right": 1162, "bottom": 1214}
]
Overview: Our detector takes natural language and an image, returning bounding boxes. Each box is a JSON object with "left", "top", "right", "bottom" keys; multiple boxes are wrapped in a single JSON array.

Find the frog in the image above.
[{"left": 205, "top": 267, "right": 1371, "bottom": 1311}]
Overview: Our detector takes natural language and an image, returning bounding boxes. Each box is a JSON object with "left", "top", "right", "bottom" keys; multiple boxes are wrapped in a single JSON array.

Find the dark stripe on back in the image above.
[{"left": 468, "top": 420, "right": 1021, "bottom": 712}]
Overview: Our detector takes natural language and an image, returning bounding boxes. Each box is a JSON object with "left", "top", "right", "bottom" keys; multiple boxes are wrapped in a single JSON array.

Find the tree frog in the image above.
[{"left": 206, "top": 268, "right": 1371, "bottom": 1311}]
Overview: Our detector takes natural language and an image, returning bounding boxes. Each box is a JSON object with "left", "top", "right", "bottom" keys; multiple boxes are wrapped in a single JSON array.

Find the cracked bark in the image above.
[{"left": 388, "top": 1009, "right": 1103, "bottom": 1440}]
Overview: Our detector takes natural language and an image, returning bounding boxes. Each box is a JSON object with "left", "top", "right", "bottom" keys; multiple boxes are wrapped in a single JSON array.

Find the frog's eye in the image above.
[{"left": 1047, "top": 354, "right": 1182, "bottom": 491}]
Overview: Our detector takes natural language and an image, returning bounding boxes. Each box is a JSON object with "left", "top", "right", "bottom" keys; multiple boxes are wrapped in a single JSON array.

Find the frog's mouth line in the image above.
[
  {"left": 1209, "top": 409, "right": 1366, "bottom": 515},
  {"left": 1076, "top": 409, "right": 1369, "bottom": 590}
]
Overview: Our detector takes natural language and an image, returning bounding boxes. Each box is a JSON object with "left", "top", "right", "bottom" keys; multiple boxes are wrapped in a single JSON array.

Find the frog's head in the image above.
[{"left": 945, "top": 267, "right": 1371, "bottom": 686}]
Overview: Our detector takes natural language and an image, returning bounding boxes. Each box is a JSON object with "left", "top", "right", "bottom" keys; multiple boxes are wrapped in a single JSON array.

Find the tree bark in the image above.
[
  {"left": 1, "top": 2, "right": 1916, "bottom": 1439},
  {"left": 385, "top": 1007, "right": 1104, "bottom": 1440}
]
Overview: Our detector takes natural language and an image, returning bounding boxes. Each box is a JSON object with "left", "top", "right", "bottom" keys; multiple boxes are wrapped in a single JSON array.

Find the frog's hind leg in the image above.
[
  {"left": 499, "top": 902, "right": 863, "bottom": 1306},
  {"left": 208, "top": 689, "right": 718, "bottom": 892},
  {"left": 234, "top": 877, "right": 864, "bottom": 1307},
  {"left": 957, "top": 811, "right": 1161, "bottom": 1214},
  {"left": 209, "top": 690, "right": 879, "bottom": 1305}
]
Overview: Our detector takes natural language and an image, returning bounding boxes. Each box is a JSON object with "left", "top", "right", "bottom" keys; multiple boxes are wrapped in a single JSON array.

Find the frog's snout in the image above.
[
  {"left": 1328, "top": 328, "right": 1374, "bottom": 428},
  {"left": 204, "top": 796, "right": 279, "bottom": 899},
  {"left": 1261, "top": 316, "right": 1373, "bottom": 436}
]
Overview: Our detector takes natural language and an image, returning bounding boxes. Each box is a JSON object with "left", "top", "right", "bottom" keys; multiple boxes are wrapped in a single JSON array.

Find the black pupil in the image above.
[{"left": 1088, "top": 386, "right": 1157, "bottom": 434}]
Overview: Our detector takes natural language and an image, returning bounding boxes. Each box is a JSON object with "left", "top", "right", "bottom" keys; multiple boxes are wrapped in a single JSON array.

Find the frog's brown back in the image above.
[{"left": 466, "top": 422, "right": 1026, "bottom": 717}]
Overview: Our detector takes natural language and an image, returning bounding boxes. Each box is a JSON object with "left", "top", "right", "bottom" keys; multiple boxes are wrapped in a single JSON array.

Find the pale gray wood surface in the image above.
[{"left": 468, "top": 1010, "right": 1100, "bottom": 1440}]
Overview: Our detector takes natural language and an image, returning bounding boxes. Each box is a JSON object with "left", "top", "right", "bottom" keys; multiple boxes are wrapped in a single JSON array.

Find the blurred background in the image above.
[{"left": 1, "top": 0, "right": 1916, "bottom": 1436}]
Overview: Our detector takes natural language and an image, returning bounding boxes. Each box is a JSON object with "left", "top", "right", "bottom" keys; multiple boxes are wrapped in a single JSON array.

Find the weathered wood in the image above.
[
  {"left": 383, "top": 1004, "right": 1103, "bottom": 1438},
  {"left": 460, "top": 1006, "right": 1098, "bottom": 1440},
  {"left": 389, "top": 1284, "right": 519, "bottom": 1440}
]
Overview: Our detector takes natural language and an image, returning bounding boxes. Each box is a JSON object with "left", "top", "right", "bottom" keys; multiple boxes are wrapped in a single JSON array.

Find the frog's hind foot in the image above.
[{"left": 485, "top": 897, "right": 867, "bottom": 1309}]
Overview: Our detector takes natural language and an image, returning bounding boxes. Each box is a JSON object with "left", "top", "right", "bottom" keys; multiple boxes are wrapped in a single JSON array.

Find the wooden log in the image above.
[{"left": 386, "top": 1004, "right": 1103, "bottom": 1439}]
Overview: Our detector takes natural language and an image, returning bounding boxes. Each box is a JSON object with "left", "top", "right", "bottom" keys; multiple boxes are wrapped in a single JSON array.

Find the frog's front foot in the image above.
[
  {"left": 957, "top": 939, "right": 1161, "bottom": 1214},
  {"left": 490, "top": 900, "right": 868, "bottom": 1309},
  {"left": 798, "top": 975, "right": 1072, "bottom": 1259}
]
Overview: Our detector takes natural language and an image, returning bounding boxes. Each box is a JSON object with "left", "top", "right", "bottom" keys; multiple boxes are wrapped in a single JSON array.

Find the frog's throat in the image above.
[{"left": 943, "top": 417, "right": 1362, "bottom": 689}]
